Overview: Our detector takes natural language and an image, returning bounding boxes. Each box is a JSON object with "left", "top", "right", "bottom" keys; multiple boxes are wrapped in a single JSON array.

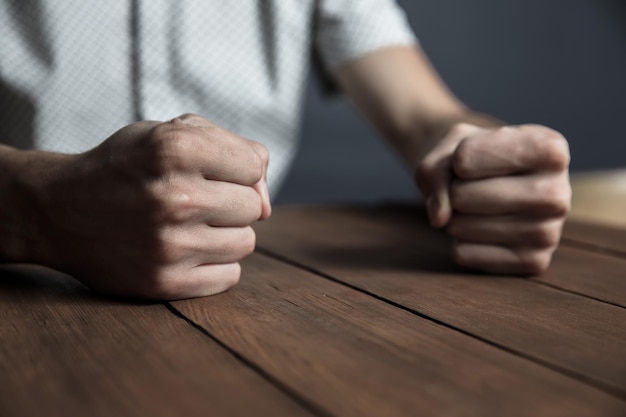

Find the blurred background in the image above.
[{"left": 275, "top": 0, "right": 626, "bottom": 204}]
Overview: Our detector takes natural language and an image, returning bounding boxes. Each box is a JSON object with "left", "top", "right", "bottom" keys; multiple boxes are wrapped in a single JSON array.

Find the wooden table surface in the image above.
[{"left": 1, "top": 204, "right": 625, "bottom": 417}]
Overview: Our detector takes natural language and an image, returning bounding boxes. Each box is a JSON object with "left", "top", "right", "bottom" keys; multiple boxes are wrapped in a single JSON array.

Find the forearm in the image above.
[
  {"left": 335, "top": 46, "right": 502, "bottom": 167},
  {"left": 336, "top": 46, "right": 570, "bottom": 275},
  {"left": 0, "top": 145, "right": 61, "bottom": 263}
]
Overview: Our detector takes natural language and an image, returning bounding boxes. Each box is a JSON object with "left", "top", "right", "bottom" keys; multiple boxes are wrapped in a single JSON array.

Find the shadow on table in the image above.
[
  {"left": 0, "top": 264, "right": 153, "bottom": 305},
  {"left": 299, "top": 243, "right": 465, "bottom": 274}
]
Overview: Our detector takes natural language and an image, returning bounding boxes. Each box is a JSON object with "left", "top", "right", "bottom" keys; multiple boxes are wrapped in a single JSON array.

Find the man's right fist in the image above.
[{"left": 30, "top": 114, "right": 271, "bottom": 299}]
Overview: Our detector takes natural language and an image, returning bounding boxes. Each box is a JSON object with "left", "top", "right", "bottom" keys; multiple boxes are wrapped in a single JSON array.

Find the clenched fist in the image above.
[
  {"left": 415, "top": 123, "right": 571, "bottom": 274},
  {"left": 26, "top": 114, "right": 271, "bottom": 299}
]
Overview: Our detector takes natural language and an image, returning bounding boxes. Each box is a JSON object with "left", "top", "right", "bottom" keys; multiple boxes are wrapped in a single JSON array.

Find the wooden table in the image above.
[{"left": 1, "top": 204, "right": 625, "bottom": 417}]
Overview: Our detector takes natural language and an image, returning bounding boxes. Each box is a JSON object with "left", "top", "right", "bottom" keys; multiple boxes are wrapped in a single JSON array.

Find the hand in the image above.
[
  {"left": 414, "top": 123, "right": 571, "bottom": 274},
  {"left": 29, "top": 114, "right": 271, "bottom": 299}
]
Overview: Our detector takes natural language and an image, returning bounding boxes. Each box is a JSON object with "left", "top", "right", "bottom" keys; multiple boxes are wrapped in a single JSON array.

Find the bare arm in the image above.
[
  {"left": 334, "top": 46, "right": 500, "bottom": 167},
  {"left": 334, "top": 46, "right": 571, "bottom": 275},
  {"left": 0, "top": 115, "right": 271, "bottom": 299},
  {"left": 0, "top": 145, "right": 59, "bottom": 263}
]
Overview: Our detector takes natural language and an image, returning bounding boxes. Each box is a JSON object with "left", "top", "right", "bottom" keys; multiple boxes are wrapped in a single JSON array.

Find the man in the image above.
[{"left": 0, "top": 1, "right": 570, "bottom": 299}]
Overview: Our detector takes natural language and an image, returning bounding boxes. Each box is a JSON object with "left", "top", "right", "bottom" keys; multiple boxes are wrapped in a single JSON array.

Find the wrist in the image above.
[{"left": 0, "top": 146, "right": 70, "bottom": 265}]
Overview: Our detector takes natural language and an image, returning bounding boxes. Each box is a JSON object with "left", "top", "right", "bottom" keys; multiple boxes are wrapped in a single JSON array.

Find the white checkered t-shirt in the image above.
[{"left": 0, "top": 0, "right": 416, "bottom": 194}]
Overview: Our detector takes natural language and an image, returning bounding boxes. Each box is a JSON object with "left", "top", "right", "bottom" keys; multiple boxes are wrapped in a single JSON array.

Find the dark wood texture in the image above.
[
  {"left": 172, "top": 253, "right": 626, "bottom": 417},
  {"left": 3, "top": 204, "right": 625, "bottom": 417},
  {"left": 563, "top": 221, "right": 626, "bottom": 256},
  {"left": 253, "top": 205, "right": 626, "bottom": 397},
  {"left": 535, "top": 245, "right": 626, "bottom": 307},
  {"left": 0, "top": 265, "right": 314, "bottom": 417}
]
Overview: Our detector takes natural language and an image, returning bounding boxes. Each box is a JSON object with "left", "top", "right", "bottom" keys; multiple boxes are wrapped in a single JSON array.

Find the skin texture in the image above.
[
  {"left": 336, "top": 46, "right": 571, "bottom": 275},
  {"left": 0, "top": 114, "right": 270, "bottom": 299},
  {"left": 0, "top": 45, "right": 572, "bottom": 299}
]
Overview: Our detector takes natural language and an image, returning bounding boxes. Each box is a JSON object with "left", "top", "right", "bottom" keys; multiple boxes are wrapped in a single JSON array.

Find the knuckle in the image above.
[
  {"left": 415, "top": 158, "right": 437, "bottom": 186},
  {"left": 452, "top": 139, "right": 474, "bottom": 179},
  {"left": 532, "top": 220, "right": 563, "bottom": 247},
  {"left": 155, "top": 228, "right": 184, "bottom": 264},
  {"left": 451, "top": 243, "right": 464, "bottom": 264},
  {"left": 149, "top": 125, "right": 198, "bottom": 171},
  {"left": 224, "top": 263, "right": 242, "bottom": 288},
  {"left": 167, "top": 129, "right": 200, "bottom": 156},
  {"left": 550, "top": 189, "right": 571, "bottom": 217},
  {"left": 238, "top": 227, "right": 257, "bottom": 257},
  {"left": 215, "top": 227, "right": 256, "bottom": 261},
  {"left": 540, "top": 132, "right": 570, "bottom": 170},
  {"left": 536, "top": 187, "right": 570, "bottom": 216},
  {"left": 153, "top": 180, "right": 197, "bottom": 224},
  {"left": 251, "top": 141, "right": 270, "bottom": 166},
  {"left": 518, "top": 250, "right": 552, "bottom": 275},
  {"left": 532, "top": 176, "right": 572, "bottom": 216},
  {"left": 449, "top": 180, "right": 465, "bottom": 209},
  {"left": 176, "top": 113, "right": 209, "bottom": 124},
  {"left": 451, "top": 242, "right": 470, "bottom": 267},
  {"left": 248, "top": 145, "right": 267, "bottom": 183},
  {"left": 497, "top": 125, "right": 516, "bottom": 136},
  {"left": 220, "top": 188, "right": 262, "bottom": 221},
  {"left": 448, "top": 122, "right": 477, "bottom": 138},
  {"left": 228, "top": 143, "right": 265, "bottom": 185},
  {"left": 244, "top": 190, "right": 263, "bottom": 220}
]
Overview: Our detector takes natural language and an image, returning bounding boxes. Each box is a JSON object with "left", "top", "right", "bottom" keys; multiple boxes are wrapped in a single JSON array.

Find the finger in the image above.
[
  {"left": 161, "top": 225, "right": 256, "bottom": 265},
  {"left": 250, "top": 141, "right": 272, "bottom": 220},
  {"left": 415, "top": 150, "right": 454, "bottom": 228},
  {"left": 452, "top": 241, "right": 554, "bottom": 275},
  {"left": 154, "top": 119, "right": 268, "bottom": 186},
  {"left": 156, "top": 177, "right": 263, "bottom": 226},
  {"left": 450, "top": 172, "right": 570, "bottom": 216},
  {"left": 414, "top": 124, "right": 486, "bottom": 227},
  {"left": 253, "top": 179, "right": 272, "bottom": 220},
  {"left": 447, "top": 214, "right": 564, "bottom": 247},
  {"left": 155, "top": 262, "right": 242, "bottom": 300},
  {"left": 452, "top": 125, "right": 570, "bottom": 180}
]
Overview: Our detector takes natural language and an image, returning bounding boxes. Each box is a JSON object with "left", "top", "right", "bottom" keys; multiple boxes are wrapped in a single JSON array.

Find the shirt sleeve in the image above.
[{"left": 314, "top": 0, "right": 418, "bottom": 75}]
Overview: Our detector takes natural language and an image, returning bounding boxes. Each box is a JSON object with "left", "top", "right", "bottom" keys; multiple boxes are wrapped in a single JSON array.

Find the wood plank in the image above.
[
  {"left": 534, "top": 245, "right": 626, "bottom": 307},
  {"left": 563, "top": 220, "right": 626, "bottom": 256},
  {"left": 173, "top": 253, "right": 626, "bottom": 417},
  {"left": 254, "top": 205, "right": 626, "bottom": 396},
  {"left": 0, "top": 265, "right": 316, "bottom": 417}
]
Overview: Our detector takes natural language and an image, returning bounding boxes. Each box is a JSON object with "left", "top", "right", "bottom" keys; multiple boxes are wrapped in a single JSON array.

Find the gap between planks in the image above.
[
  {"left": 162, "top": 302, "right": 335, "bottom": 417},
  {"left": 560, "top": 237, "right": 626, "bottom": 260},
  {"left": 254, "top": 247, "right": 626, "bottom": 400}
]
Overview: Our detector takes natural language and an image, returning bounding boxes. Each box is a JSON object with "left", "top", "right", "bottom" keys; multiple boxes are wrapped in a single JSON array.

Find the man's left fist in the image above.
[{"left": 415, "top": 123, "right": 571, "bottom": 274}]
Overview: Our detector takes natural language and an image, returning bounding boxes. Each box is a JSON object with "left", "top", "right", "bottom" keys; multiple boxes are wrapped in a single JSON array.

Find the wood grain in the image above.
[
  {"left": 563, "top": 220, "right": 626, "bottom": 256},
  {"left": 0, "top": 265, "right": 315, "bottom": 417},
  {"left": 173, "top": 253, "right": 626, "bottom": 417},
  {"left": 534, "top": 245, "right": 626, "bottom": 307},
  {"left": 254, "top": 205, "right": 626, "bottom": 396}
]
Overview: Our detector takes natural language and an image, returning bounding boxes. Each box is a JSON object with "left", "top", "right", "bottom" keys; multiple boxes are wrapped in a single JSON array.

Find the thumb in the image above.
[
  {"left": 424, "top": 159, "right": 453, "bottom": 228},
  {"left": 415, "top": 123, "right": 485, "bottom": 228},
  {"left": 415, "top": 153, "right": 454, "bottom": 229}
]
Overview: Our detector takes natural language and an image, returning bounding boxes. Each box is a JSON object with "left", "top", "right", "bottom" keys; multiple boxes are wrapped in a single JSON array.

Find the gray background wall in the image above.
[{"left": 276, "top": 0, "right": 626, "bottom": 204}]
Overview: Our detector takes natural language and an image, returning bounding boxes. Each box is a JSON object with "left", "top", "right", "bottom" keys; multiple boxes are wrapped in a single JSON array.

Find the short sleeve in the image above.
[{"left": 314, "top": 0, "right": 418, "bottom": 74}]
